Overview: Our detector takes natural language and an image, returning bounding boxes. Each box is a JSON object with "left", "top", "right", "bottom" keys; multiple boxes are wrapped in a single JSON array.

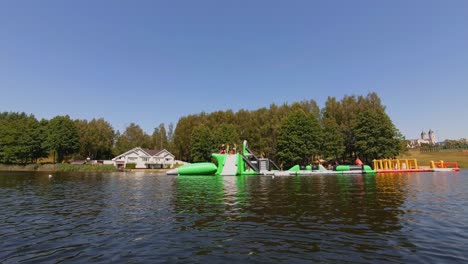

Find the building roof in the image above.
[
  {"left": 112, "top": 147, "right": 175, "bottom": 161},
  {"left": 144, "top": 149, "right": 160, "bottom": 156},
  {"left": 145, "top": 148, "right": 175, "bottom": 157}
]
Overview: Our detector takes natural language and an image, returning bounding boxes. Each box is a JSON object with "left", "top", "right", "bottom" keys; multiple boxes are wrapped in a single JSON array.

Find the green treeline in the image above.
[
  {"left": 174, "top": 92, "right": 405, "bottom": 168},
  {"left": 0, "top": 113, "right": 172, "bottom": 164},
  {"left": 0, "top": 92, "right": 405, "bottom": 167}
]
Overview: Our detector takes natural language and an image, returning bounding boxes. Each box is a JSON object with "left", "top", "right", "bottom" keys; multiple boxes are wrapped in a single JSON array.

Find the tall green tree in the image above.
[
  {"left": 113, "top": 123, "right": 151, "bottom": 155},
  {"left": 234, "top": 109, "right": 258, "bottom": 149},
  {"left": 321, "top": 117, "right": 345, "bottom": 160},
  {"left": 32, "top": 119, "right": 50, "bottom": 162},
  {"left": 167, "top": 122, "right": 174, "bottom": 151},
  {"left": 190, "top": 125, "right": 214, "bottom": 162},
  {"left": 46, "top": 115, "right": 80, "bottom": 163},
  {"left": 0, "top": 112, "right": 48, "bottom": 163},
  {"left": 22, "top": 115, "right": 48, "bottom": 163},
  {"left": 151, "top": 123, "right": 169, "bottom": 150},
  {"left": 75, "top": 119, "right": 91, "bottom": 159},
  {"left": 76, "top": 118, "right": 115, "bottom": 160},
  {"left": 173, "top": 115, "right": 203, "bottom": 161},
  {"left": 276, "top": 111, "right": 322, "bottom": 168},
  {"left": 321, "top": 92, "right": 393, "bottom": 162},
  {"left": 0, "top": 112, "right": 21, "bottom": 163},
  {"left": 212, "top": 123, "right": 239, "bottom": 147},
  {"left": 338, "top": 95, "right": 360, "bottom": 160},
  {"left": 352, "top": 109, "right": 402, "bottom": 162}
]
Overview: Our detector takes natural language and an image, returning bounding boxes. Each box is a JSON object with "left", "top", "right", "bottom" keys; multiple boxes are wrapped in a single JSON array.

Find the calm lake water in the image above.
[{"left": 1, "top": 170, "right": 467, "bottom": 263}]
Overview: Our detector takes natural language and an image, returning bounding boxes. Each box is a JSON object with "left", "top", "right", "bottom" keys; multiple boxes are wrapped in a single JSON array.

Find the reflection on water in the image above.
[{"left": 1, "top": 171, "right": 467, "bottom": 263}]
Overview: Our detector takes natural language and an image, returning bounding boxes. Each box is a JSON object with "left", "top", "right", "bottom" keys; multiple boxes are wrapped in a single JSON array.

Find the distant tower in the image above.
[
  {"left": 421, "top": 130, "right": 427, "bottom": 140},
  {"left": 428, "top": 129, "right": 436, "bottom": 145}
]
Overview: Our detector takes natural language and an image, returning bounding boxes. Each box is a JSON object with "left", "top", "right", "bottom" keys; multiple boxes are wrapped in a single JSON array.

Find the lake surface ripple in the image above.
[{"left": 1, "top": 171, "right": 467, "bottom": 263}]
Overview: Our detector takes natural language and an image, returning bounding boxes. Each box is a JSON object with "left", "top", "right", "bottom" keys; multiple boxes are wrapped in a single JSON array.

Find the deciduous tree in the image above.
[
  {"left": 321, "top": 117, "right": 345, "bottom": 160},
  {"left": 276, "top": 111, "right": 322, "bottom": 168},
  {"left": 353, "top": 109, "right": 402, "bottom": 162},
  {"left": 152, "top": 123, "right": 169, "bottom": 150},
  {"left": 76, "top": 118, "right": 115, "bottom": 160},
  {"left": 0, "top": 112, "right": 48, "bottom": 163},
  {"left": 113, "top": 123, "right": 151, "bottom": 155},
  {"left": 190, "top": 125, "right": 214, "bottom": 162},
  {"left": 212, "top": 123, "right": 239, "bottom": 147},
  {"left": 46, "top": 115, "right": 80, "bottom": 163}
]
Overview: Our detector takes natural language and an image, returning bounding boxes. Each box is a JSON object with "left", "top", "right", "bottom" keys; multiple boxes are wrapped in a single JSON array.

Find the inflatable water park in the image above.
[
  {"left": 167, "top": 140, "right": 460, "bottom": 176},
  {"left": 165, "top": 141, "right": 358, "bottom": 176}
]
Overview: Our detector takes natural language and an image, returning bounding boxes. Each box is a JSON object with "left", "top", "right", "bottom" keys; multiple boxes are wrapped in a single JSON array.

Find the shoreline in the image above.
[
  {"left": 0, "top": 164, "right": 115, "bottom": 172},
  {"left": 0, "top": 164, "right": 58, "bottom": 172},
  {"left": 0, "top": 164, "right": 172, "bottom": 173}
]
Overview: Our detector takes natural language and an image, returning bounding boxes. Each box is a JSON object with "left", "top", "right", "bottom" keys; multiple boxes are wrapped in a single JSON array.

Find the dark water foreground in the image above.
[{"left": 0, "top": 171, "right": 467, "bottom": 263}]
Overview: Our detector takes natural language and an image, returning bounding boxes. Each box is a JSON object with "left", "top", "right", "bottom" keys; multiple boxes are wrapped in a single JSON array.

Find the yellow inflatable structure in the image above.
[{"left": 373, "top": 159, "right": 419, "bottom": 171}]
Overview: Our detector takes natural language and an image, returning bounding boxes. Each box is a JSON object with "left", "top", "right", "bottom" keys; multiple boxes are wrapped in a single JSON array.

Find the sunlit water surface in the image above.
[{"left": 1, "top": 171, "right": 467, "bottom": 263}]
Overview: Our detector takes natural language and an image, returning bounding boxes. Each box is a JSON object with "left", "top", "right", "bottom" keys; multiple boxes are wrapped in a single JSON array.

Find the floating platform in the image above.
[
  {"left": 377, "top": 169, "right": 433, "bottom": 173},
  {"left": 167, "top": 140, "right": 376, "bottom": 176},
  {"left": 265, "top": 164, "right": 376, "bottom": 176},
  {"left": 168, "top": 142, "right": 461, "bottom": 176},
  {"left": 262, "top": 166, "right": 376, "bottom": 176},
  {"left": 374, "top": 159, "right": 460, "bottom": 173}
]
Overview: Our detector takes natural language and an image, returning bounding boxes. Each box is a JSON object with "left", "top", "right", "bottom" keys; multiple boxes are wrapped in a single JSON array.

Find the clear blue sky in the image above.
[{"left": 1, "top": 0, "right": 467, "bottom": 141}]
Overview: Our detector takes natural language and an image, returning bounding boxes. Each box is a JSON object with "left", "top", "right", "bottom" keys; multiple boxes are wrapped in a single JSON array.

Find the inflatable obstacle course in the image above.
[{"left": 167, "top": 140, "right": 377, "bottom": 176}]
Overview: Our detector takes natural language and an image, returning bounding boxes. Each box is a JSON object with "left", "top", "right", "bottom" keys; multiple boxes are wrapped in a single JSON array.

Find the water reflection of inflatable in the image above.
[{"left": 174, "top": 175, "right": 225, "bottom": 214}]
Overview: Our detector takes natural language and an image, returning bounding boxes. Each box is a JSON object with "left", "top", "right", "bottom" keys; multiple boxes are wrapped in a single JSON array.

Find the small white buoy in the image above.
[
  {"left": 48, "top": 174, "right": 52, "bottom": 178},
  {"left": 272, "top": 175, "right": 275, "bottom": 179}
]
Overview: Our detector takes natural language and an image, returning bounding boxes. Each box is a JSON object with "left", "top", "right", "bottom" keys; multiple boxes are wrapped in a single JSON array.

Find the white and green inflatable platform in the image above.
[{"left": 166, "top": 140, "right": 376, "bottom": 176}]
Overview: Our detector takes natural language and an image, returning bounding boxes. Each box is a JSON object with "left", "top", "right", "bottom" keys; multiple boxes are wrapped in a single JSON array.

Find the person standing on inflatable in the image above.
[{"left": 355, "top": 157, "right": 363, "bottom": 166}]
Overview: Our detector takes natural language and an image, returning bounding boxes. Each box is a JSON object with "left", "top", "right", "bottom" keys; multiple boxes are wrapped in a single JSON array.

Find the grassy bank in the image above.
[
  {"left": 0, "top": 164, "right": 118, "bottom": 172},
  {"left": 54, "top": 164, "right": 118, "bottom": 172},
  {"left": 398, "top": 149, "right": 468, "bottom": 168}
]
